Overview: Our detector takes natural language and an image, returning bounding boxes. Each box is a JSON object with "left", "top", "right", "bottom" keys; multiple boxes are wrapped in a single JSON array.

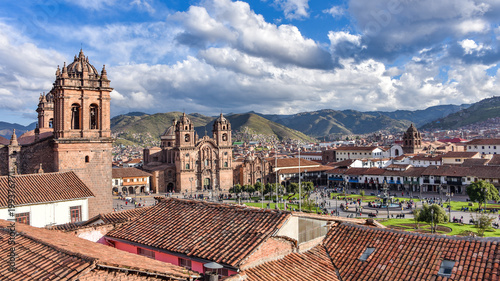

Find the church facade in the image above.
[
  {"left": 0, "top": 50, "right": 113, "bottom": 217},
  {"left": 143, "top": 113, "right": 233, "bottom": 194}
]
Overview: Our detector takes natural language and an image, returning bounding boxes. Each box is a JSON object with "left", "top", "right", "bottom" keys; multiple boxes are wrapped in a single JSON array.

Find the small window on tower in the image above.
[
  {"left": 222, "top": 133, "right": 227, "bottom": 141},
  {"left": 185, "top": 134, "right": 190, "bottom": 142},
  {"left": 85, "top": 156, "right": 89, "bottom": 163}
]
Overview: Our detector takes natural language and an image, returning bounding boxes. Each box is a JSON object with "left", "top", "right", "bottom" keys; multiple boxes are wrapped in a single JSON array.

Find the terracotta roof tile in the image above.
[
  {"left": 0, "top": 220, "right": 199, "bottom": 280},
  {"left": 227, "top": 245, "right": 340, "bottom": 281},
  {"left": 112, "top": 167, "right": 152, "bottom": 178},
  {"left": 0, "top": 172, "right": 94, "bottom": 207},
  {"left": 466, "top": 139, "right": 500, "bottom": 146},
  {"left": 323, "top": 223, "right": 500, "bottom": 281},
  {"left": 107, "top": 198, "right": 291, "bottom": 268},
  {"left": 48, "top": 206, "right": 153, "bottom": 231},
  {"left": 275, "top": 158, "right": 320, "bottom": 168}
]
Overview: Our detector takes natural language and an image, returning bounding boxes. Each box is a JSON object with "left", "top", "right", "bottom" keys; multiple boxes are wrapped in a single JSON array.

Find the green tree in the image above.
[
  {"left": 360, "top": 190, "right": 365, "bottom": 200},
  {"left": 466, "top": 181, "right": 500, "bottom": 210},
  {"left": 474, "top": 213, "right": 495, "bottom": 237},
  {"left": 246, "top": 185, "right": 256, "bottom": 197},
  {"left": 287, "top": 182, "right": 299, "bottom": 199},
  {"left": 412, "top": 209, "right": 420, "bottom": 229},
  {"left": 302, "top": 198, "right": 315, "bottom": 212},
  {"left": 229, "top": 184, "right": 242, "bottom": 195},
  {"left": 254, "top": 182, "right": 263, "bottom": 196},
  {"left": 264, "top": 183, "right": 273, "bottom": 197},
  {"left": 301, "top": 181, "right": 315, "bottom": 198},
  {"left": 417, "top": 204, "right": 448, "bottom": 233}
]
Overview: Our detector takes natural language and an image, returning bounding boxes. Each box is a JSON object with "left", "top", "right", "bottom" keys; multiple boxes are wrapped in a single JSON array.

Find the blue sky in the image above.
[{"left": 0, "top": 0, "right": 499, "bottom": 125}]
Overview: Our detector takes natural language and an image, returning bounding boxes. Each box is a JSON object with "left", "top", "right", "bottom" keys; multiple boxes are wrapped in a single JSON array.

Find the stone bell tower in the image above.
[{"left": 51, "top": 49, "right": 113, "bottom": 217}]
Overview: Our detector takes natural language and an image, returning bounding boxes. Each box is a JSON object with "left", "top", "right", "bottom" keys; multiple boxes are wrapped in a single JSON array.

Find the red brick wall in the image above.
[
  {"left": 55, "top": 141, "right": 113, "bottom": 217},
  {"left": 240, "top": 237, "right": 295, "bottom": 270}
]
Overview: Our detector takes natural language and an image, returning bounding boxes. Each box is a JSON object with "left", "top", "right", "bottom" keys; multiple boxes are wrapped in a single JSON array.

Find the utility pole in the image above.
[{"left": 298, "top": 148, "right": 301, "bottom": 212}]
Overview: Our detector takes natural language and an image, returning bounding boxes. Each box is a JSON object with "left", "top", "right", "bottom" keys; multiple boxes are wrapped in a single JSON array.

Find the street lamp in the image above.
[
  {"left": 446, "top": 192, "right": 453, "bottom": 222},
  {"left": 383, "top": 181, "right": 389, "bottom": 219},
  {"left": 298, "top": 148, "right": 301, "bottom": 212},
  {"left": 189, "top": 177, "right": 193, "bottom": 199},
  {"left": 275, "top": 144, "right": 279, "bottom": 210}
]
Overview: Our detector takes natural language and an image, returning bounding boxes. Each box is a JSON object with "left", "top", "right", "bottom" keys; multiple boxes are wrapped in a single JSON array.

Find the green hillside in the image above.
[
  {"left": 263, "top": 109, "right": 411, "bottom": 137},
  {"left": 224, "top": 113, "right": 316, "bottom": 142},
  {"left": 111, "top": 112, "right": 315, "bottom": 145},
  {"left": 111, "top": 112, "right": 214, "bottom": 145},
  {"left": 421, "top": 96, "right": 500, "bottom": 130}
]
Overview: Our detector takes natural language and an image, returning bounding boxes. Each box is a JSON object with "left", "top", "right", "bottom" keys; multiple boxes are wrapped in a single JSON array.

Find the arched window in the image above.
[
  {"left": 71, "top": 104, "right": 81, "bottom": 129},
  {"left": 224, "top": 161, "right": 228, "bottom": 167},
  {"left": 90, "top": 104, "right": 98, "bottom": 129},
  {"left": 49, "top": 118, "right": 53, "bottom": 128},
  {"left": 185, "top": 163, "right": 190, "bottom": 169},
  {"left": 222, "top": 133, "right": 227, "bottom": 141},
  {"left": 395, "top": 149, "right": 400, "bottom": 156},
  {"left": 184, "top": 134, "right": 190, "bottom": 142}
]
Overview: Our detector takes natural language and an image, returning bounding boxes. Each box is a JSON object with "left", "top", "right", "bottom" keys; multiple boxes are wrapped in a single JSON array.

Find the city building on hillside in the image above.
[
  {"left": 143, "top": 113, "right": 233, "bottom": 193},
  {"left": 441, "top": 151, "right": 481, "bottom": 165},
  {"left": 294, "top": 151, "right": 322, "bottom": 162},
  {"left": 334, "top": 146, "right": 385, "bottom": 162},
  {"left": 112, "top": 167, "right": 152, "bottom": 194},
  {"left": 0, "top": 49, "right": 113, "bottom": 217},
  {"left": 123, "top": 158, "right": 143, "bottom": 168},
  {"left": 466, "top": 139, "right": 500, "bottom": 155},
  {"left": 0, "top": 172, "right": 93, "bottom": 227}
]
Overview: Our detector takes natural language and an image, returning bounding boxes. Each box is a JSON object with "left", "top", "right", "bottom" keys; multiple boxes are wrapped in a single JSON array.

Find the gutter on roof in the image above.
[
  {"left": 95, "top": 263, "right": 200, "bottom": 281},
  {"left": 0, "top": 197, "right": 93, "bottom": 208}
]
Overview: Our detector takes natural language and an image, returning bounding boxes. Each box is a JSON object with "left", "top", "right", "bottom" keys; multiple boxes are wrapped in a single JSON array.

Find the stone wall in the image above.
[
  {"left": 54, "top": 140, "right": 113, "bottom": 217},
  {"left": 19, "top": 138, "right": 56, "bottom": 174}
]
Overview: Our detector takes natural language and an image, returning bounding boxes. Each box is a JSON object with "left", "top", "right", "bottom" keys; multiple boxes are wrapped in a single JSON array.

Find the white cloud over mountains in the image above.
[{"left": 0, "top": 0, "right": 499, "bottom": 125}]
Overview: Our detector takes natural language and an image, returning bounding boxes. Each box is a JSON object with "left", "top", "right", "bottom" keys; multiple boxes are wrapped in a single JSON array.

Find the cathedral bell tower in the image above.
[
  {"left": 175, "top": 113, "right": 196, "bottom": 148},
  {"left": 51, "top": 49, "right": 113, "bottom": 217},
  {"left": 213, "top": 113, "right": 231, "bottom": 147},
  {"left": 52, "top": 49, "right": 111, "bottom": 139},
  {"left": 402, "top": 124, "right": 422, "bottom": 154},
  {"left": 36, "top": 91, "right": 54, "bottom": 129}
]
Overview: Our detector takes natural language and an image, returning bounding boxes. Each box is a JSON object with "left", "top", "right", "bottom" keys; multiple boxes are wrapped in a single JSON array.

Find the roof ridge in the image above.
[
  {"left": 1, "top": 228, "right": 97, "bottom": 264},
  {"left": 166, "top": 197, "right": 292, "bottom": 214},
  {"left": 0, "top": 171, "right": 75, "bottom": 178}
]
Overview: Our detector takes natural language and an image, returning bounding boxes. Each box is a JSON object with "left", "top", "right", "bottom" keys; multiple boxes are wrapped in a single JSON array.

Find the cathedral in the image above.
[
  {"left": 0, "top": 49, "right": 113, "bottom": 217},
  {"left": 143, "top": 113, "right": 233, "bottom": 193}
]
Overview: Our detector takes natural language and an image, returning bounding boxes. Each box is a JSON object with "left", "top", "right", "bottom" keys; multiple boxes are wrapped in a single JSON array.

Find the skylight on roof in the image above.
[
  {"left": 359, "top": 247, "right": 375, "bottom": 261},
  {"left": 438, "top": 260, "right": 455, "bottom": 276}
]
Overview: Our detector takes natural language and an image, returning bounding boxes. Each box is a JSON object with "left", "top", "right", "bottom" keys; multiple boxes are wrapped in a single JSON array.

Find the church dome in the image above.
[
  {"left": 162, "top": 125, "right": 175, "bottom": 137},
  {"left": 66, "top": 49, "right": 99, "bottom": 77},
  {"left": 406, "top": 124, "right": 418, "bottom": 133}
]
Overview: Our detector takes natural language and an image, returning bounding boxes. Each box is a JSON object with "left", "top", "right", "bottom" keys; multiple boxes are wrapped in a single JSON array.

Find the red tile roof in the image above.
[
  {"left": 0, "top": 220, "right": 199, "bottom": 280},
  {"left": 0, "top": 136, "right": 8, "bottom": 145},
  {"left": 488, "top": 155, "right": 500, "bottom": 166},
  {"left": 106, "top": 198, "right": 291, "bottom": 268},
  {"left": 467, "top": 139, "right": 500, "bottom": 145},
  {"left": 323, "top": 223, "right": 500, "bottom": 281},
  {"left": 0, "top": 172, "right": 94, "bottom": 207},
  {"left": 335, "top": 146, "right": 379, "bottom": 151},
  {"left": 112, "top": 167, "right": 152, "bottom": 178},
  {"left": 275, "top": 158, "right": 320, "bottom": 168},
  {"left": 227, "top": 245, "right": 340, "bottom": 281},
  {"left": 442, "top": 151, "right": 480, "bottom": 158},
  {"left": 48, "top": 206, "right": 153, "bottom": 231}
]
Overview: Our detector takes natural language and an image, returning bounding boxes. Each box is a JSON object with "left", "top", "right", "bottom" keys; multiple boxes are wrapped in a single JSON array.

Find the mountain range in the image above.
[{"left": 2, "top": 96, "right": 500, "bottom": 144}]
